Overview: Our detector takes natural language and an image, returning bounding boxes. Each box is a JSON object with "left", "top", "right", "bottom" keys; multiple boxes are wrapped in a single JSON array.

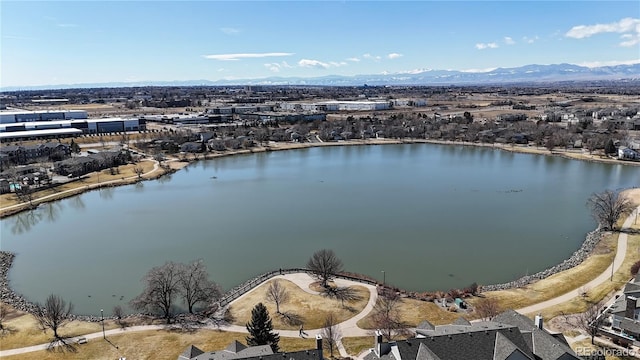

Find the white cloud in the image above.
[
  {"left": 566, "top": 17, "right": 640, "bottom": 47},
  {"left": 346, "top": 57, "right": 360, "bottom": 62},
  {"left": 203, "top": 52, "right": 294, "bottom": 61},
  {"left": 620, "top": 33, "right": 640, "bottom": 47},
  {"left": 522, "top": 35, "right": 539, "bottom": 44},
  {"left": 575, "top": 59, "right": 640, "bottom": 68},
  {"left": 264, "top": 61, "right": 293, "bottom": 72},
  {"left": 363, "top": 53, "right": 381, "bottom": 61},
  {"left": 329, "top": 61, "right": 347, "bottom": 67},
  {"left": 475, "top": 42, "right": 499, "bottom": 50},
  {"left": 220, "top": 27, "right": 240, "bottom": 35},
  {"left": 566, "top": 17, "right": 640, "bottom": 39},
  {"left": 504, "top": 37, "right": 515, "bottom": 45},
  {"left": 298, "top": 59, "right": 330, "bottom": 69},
  {"left": 387, "top": 53, "right": 403, "bottom": 59},
  {"left": 57, "top": 23, "right": 78, "bottom": 28}
]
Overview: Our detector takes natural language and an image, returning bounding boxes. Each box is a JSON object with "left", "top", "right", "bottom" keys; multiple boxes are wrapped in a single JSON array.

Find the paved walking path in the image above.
[
  {"left": 0, "top": 158, "right": 160, "bottom": 213},
  {"left": 2, "top": 208, "right": 638, "bottom": 358},
  {"left": 0, "top": 273, "right": 377, "bottom": 358},
  {"left": 516, "top": 206, "right": 640, "bottom": 315}
]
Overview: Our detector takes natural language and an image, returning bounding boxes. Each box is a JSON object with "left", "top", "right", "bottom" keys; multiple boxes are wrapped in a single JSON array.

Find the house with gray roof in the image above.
[
  {"left": 609, "top": 273, "right": 640, "bottom": 339},
  {"left": 178, "top": 336, "right": 323, "bottom": 360},
  {"left": 364, "top": 310, "right": 579, "bottom": 360}
]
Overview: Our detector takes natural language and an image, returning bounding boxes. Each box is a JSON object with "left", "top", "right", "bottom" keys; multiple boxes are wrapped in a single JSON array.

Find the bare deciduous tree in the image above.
[
  {"left": 33, "top": 294, "right": 75, "bottom": 350},
  {"left": 474, "top": 297, "right": 501, "bottom": 321},
  {"left": 133, "top": 165, "right": 144, "bottom": 179},
  {"left": 15, "top": 184, "right": 35, "bottom": 208},
  {"left": 266, "top": 280, "right": 289, "bottom": 314},
  {"left": 130, "top": 261, "right": 181, "bottom": 323},
  {"left": 178, "top": 260, "right": 221, "bottom": 314},
  {"left": 580, "top": 302, "right": 605, "bottom": 345},
  {"left": 307, "top": 249, "right": 344, "bottom": 288},
  {"left": 321, "top": 312, "right": 341, "bottom": 358},
  {"left": 371, "top": 291, "right": 409, "bottom": 341},
  {"left": 587, "top": 190, "right": 634, "bottom": 231},
  {"left": 112, "top": 305, "right": 127, "bottom": 329},
  {"left": 561, "top": 301, "right": 605, "bottom": 345}
]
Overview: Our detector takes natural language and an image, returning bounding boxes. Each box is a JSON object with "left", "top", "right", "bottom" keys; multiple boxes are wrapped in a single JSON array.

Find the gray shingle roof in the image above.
[
  {"left": 225, "top": 340, "right": 248, "bottom": 353},
  {"left": 180, "top": 345, "right": 204, "bottom": 359},
  {"left": 620, "top": 318, "right": 640, "bottom": 334},
  {"left": 192, "top": 344, "right": 273, "bottom": 360},
  {"left": 452, "top": 317, "right": 471, "bottom": 326},
  {"left": 493, "top": 332, "right": 533, "bottom": 360},
  {"left": 415, "top": 343, "right": 441, "bottom": 360},
  {"left": 416, "top": 320, "right": 435, "bottom": 331},
  {"left": 493, "top": 310, "right": 580, "bottom": 359}
]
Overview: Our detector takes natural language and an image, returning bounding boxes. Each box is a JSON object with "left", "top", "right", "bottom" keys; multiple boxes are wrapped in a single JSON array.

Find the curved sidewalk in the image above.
[
  {"left": 516, "top": 206, "right": 639, "bottom": 315},
  {"left": 3, "top": 208, "right": 637, "bottom": 357},
  {"left": 0, "top": 272, "right": 378, "bottom": 358}
]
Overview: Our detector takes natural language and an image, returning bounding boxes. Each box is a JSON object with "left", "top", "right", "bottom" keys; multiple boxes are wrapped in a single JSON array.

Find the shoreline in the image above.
[
  {"left": 1, "top": 138, "right": 637, "bottom": 219},
  {"left": 0, "top": 140, "right": 638, "bottom": 318}
]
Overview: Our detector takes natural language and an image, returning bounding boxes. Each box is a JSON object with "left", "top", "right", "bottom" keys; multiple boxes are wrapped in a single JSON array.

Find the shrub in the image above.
[{"left": 631, "top": 260, "right": 640, "bottom": 276}]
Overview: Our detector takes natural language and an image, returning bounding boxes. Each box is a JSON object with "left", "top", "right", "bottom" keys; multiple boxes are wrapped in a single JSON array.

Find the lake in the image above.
[{"left": 1, "top": 143, "right": 637, "bottom": 315}]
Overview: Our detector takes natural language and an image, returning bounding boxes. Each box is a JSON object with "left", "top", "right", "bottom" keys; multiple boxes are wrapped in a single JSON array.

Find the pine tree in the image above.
[{"left": 246, "top": 303, "right": 280, "bottom": 352}]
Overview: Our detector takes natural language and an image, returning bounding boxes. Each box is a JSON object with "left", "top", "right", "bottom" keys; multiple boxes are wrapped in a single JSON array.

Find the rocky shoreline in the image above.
[
  {"left": 2, "top": 228, "right": 606, "bottom": 319},
  {"left": 480, "top": 228, "right": 603, "bottom": 292}
]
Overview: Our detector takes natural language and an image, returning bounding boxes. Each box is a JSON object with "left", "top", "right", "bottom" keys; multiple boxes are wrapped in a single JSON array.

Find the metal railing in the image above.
[{"left": 217, "top": 268, "right": 379, "bottom": 308}]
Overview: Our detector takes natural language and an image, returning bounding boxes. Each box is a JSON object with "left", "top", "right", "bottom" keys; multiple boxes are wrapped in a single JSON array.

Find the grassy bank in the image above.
[
  {"left": 228, "top": 279, "right": 369, "bottom": 330},
  {"left": 2, "top": 330, "right": 317, "bottom": 360},
  {"left": 471, "top": 232, "right": 618, "bottom": 312}
]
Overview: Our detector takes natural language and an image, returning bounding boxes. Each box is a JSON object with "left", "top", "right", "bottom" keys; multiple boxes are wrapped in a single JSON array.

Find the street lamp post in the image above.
[{"left": 101, "top": 309, "right": 106, "bottom": 339}]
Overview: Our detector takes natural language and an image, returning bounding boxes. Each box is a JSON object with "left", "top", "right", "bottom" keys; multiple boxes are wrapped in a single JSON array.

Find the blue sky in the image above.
[{"left": 1, "top": 1, "right": 639, "bottom": 87}]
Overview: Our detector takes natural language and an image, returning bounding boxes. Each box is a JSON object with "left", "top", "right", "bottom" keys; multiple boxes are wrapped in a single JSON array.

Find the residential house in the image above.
[
  {"left": 609, "top": 273, "right": 640, "bottom": 339},
  {"left": 0, "top": 142, "right": 71, "bottom": 165},
  {"left": 178, "top": 336, "right": 323, "bottom": 360},
  {"left": 364, "top": 310, "right": 579, "bottom": 360},
  {"left": 618, "top": 147, "right": 639, "bottom": 161},
  {"left": 180, "top": 142, "right": 204, "bottom": 153}
]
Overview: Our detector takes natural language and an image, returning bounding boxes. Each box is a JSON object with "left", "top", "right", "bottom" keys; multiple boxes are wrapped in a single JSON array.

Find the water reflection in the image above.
[
  {"left": 99, "top": 187, "right": 114, "bottom": 200},
  {"left": 157, "top": 173, "right": 173, "bottom": 184},
  {"left": 69, "top": 195, "right": 86, "bottom": 210},
  {"left": 42, "top": 202, "right": 63, "bottom": 223},
  {"left": 9, "top": 210, "right": 43, "bottom": 234},
  {"left": 134, "top": 182, "right": 145, "bottom": 192}
]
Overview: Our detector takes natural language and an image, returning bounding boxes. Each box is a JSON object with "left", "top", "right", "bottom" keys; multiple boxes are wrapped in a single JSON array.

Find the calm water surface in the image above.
[{"left": 1, "top": 144, "right": 637, "bottom": 315}]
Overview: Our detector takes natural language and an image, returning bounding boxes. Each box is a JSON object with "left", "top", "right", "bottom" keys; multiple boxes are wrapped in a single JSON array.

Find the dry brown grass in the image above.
[
  {"left": 0, "top": 309, "right": 118, "bottom": 350},
  {"left": 341, "top": 336, "right": 374, "bottom": 357},
  {"left": 622, "top": 188, "right": 640, "bottom": 207},
  {"left": 357, "top": 297, "right": 461, "bottom": 329},
  {"left": 228, "top": 279, "right": 369, "bottom": 330},
  {"left": 1, "top": 330, "right": 317, "bottom": 360},
  {"left": 539, "top": 234, "right": 640, "bottom": 320},
  {"left": 472, "top": 232, "right": 617, "bottom": 312},
  {"left": 0, "top": 161, "right": 158, "bottom": 213}
]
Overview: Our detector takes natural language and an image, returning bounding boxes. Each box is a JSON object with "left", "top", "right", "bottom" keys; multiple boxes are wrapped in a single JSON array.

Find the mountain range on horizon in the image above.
[{"left": 2, "top": 62, "right": 640, "bottom": 91}]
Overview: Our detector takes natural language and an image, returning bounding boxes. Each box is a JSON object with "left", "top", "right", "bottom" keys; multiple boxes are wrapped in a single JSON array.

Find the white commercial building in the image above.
[
  {"left": 0, "top": 109, "right": 88, "bottom": 124},
  {"left": 317, "top": 101, "right": 390, "bottom": 111}
]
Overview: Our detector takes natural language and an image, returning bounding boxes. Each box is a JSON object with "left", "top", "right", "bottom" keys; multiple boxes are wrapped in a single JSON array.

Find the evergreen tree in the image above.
[
  {"left": 70, "top": 139, "right": 81, "bottom": 154},
  {"left": 604, "top": 139, "right": 616, "bottom": 155},
  {"left": 246, "top": 303, "right": 279, "bottom": 352}
]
